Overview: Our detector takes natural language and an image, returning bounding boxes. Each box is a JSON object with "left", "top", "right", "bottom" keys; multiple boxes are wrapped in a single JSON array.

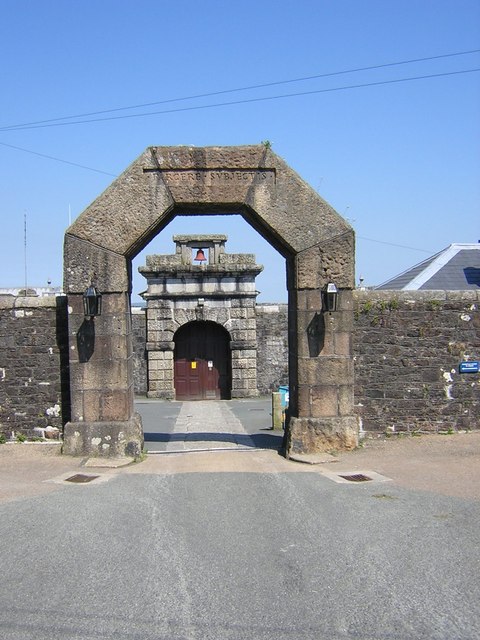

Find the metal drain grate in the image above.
[
  {"left": 338, "top": 473, "right": 372, "bottom": 482},
  {"left": 65, "top": 474, "right": 100, "bottom": 484}
]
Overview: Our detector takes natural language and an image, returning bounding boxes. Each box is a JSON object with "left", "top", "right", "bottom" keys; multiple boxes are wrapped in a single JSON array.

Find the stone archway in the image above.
[{"left": 63, "top": 145, "right": 356, "bottom": 458}]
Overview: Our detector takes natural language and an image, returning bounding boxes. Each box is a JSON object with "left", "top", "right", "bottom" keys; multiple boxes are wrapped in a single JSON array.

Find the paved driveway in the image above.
[{"left": 137, "top": 397, "right": 284, "bottom": 452}]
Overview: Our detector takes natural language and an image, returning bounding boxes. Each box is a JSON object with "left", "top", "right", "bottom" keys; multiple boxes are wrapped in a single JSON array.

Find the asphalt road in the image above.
[{"left": 1, "top": 461, "right": 479, "bottom": 639}]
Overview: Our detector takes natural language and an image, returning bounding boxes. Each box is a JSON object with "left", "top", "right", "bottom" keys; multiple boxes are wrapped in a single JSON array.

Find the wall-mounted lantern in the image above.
[
  {"left": 324, "top": 282, "right": 338, "bottom": 312},
  {"left": 83, "top": 284, "right": 102, "bottom": 319}
]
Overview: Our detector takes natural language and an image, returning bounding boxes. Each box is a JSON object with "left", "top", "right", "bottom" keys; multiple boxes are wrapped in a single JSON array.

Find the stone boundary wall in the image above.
[
  {"left": 0, "top": 291, "right": 478, "bottom": 437},
  {"left": 353, "top": 290, "right": 479, "bottom": 434},
  {"left": 0, "top": 296, "right": 69, "bottom": 437},
  {"left": 255, "top": 303, "right": 289, "bottom": 394}
]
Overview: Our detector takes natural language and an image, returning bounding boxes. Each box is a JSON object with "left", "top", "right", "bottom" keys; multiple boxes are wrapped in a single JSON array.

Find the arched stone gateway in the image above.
[
  {"left": 139, "top": 233, "right": 263, "bottom": 401},
  {"left": 63, "top": 145, "right": 356, "bottom": 458}
]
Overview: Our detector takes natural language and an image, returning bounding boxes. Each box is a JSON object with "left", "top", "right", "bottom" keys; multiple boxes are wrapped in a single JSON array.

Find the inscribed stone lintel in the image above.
[{"left": 144, "top": 168, "right": 276, "bottom": 186}]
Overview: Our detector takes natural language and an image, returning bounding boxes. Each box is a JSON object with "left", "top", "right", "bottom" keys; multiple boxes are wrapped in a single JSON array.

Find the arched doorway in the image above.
[{"left": 174, "top": 321, "right": 231, "bottom": 400}]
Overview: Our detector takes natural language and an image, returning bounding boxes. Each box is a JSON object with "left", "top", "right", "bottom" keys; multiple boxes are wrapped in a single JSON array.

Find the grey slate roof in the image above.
[{"left": 375, "top": 243, "right": 480, "bottom": 290}]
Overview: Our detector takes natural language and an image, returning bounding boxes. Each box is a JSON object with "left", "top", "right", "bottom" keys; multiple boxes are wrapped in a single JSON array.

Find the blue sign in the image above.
[{"left": 459, "top": 361, "right": 479, "bottom": 374}]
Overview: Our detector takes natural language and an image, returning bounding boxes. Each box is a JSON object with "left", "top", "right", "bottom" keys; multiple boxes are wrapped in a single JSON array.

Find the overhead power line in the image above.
[
  {"left": 0, "top": 141, "right": 118, "bottom": 177},
  {"left": 0, "top": 48, "right": 479, "bottom": 131},
  {"left": 1, "top": 67, "right": 479, "bottom": 132},
  {"left": 357, "top": 236, "right": 432, "bottom": 253}
]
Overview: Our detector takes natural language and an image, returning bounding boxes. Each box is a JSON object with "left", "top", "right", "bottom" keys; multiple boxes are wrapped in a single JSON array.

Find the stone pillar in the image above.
[
  {"left": 285, "top": 244, "right": 357, "bottom": 455},
  {"left": 229, "top": 298, "right": 259, "bottom": 398},
  {"left": 63, "top": 236, "right": 143, "bottom": 458},
  {"left": 63, "top": 292, "right": 143, "bottom": 457},
  {"left": 146, "top": 345, "right": 175, "bottom": 399},
  {"left": 230, "top": 343, "right": 259, "bottom": 398},
  {"left": 145, "top": 299, "right": 176, "bottom": 399}
]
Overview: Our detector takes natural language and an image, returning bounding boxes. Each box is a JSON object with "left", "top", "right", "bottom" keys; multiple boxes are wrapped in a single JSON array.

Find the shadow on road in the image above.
[{"left": 143, "top": 430, "right": 284, "bottom": 450}]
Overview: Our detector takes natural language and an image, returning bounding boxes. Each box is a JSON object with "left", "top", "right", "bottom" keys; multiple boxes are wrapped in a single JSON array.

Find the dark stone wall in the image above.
[
  {"left": 0, "top": 296, "right": 69, "bottom": 436},
  {"left": 353, "top": 291, "right": 480, "bottom": 434},
  {"left": 256, "top": 304, "right": 289, "bottom": 394}
]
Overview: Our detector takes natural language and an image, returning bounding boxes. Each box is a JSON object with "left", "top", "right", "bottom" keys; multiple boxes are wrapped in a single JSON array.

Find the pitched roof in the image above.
[{"left": 375, "top": 243, "right": 480, "bottom": 290}]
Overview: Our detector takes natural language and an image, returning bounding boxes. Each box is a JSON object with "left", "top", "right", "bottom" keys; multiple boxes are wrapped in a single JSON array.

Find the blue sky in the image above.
[{"left": 1, "top": 0, "right": 479, "bottom": 302}]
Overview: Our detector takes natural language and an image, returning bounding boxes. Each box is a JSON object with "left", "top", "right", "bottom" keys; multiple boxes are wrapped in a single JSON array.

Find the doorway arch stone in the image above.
[{"left": 63, "top": 145, "right": 356, "bottom": 458}]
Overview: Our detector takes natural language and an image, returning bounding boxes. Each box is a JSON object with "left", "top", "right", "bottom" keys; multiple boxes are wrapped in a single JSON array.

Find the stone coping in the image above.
[
  {"left": 353, "top": 289, "right": 480, "bottom": 302},
  {"left": 139, "top": 263, "right": 263, "bottom": 275},
  {"left": 173, "top": 234, "right": 228, "bottom": 243},
  {"left": 0, "top": 295, "right": 66, "bottom": 310}
]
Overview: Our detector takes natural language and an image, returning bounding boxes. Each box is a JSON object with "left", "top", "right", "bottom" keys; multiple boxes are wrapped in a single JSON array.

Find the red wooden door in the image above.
[{"left": 174, "top": 322, "right": 231, "bottom": 400}]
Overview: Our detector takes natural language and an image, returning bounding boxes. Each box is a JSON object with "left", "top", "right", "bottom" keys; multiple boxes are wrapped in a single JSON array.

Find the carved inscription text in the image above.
[{"left": 144, "top": 168, "right": 275, "bottom": 185}]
